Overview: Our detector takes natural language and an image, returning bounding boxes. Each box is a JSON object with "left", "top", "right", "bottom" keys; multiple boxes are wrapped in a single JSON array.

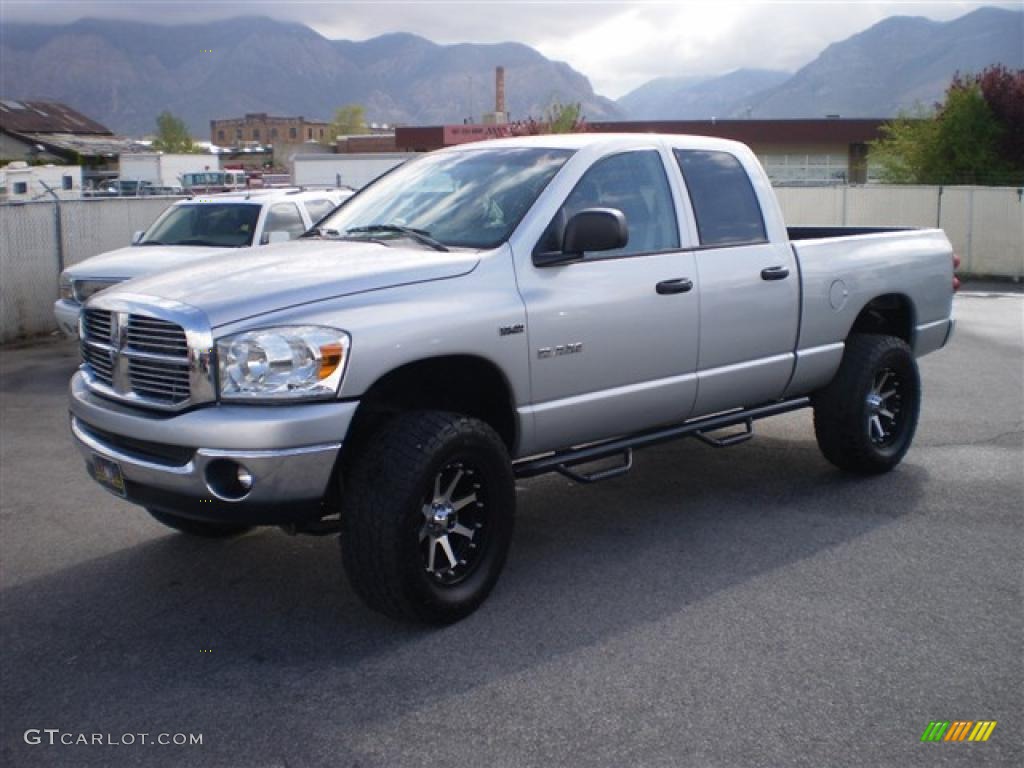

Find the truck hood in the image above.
[
  {"left": 103, "top": 239, "right": 480, "bottom": 327},
  {"left": 65, "top": 244, "right": 232, "bottom": 281}
]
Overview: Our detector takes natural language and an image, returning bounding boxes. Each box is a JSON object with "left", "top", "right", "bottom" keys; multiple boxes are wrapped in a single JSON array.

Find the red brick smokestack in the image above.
[{"left": 495, "top": 66, "right": 506, "bottom": 114}]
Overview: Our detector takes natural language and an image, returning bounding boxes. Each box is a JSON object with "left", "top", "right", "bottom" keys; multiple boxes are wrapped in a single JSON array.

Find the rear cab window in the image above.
[
  {"left": 673, "top": 149, "right": 767, "bottom": 247},
  {"left": 303, "top": 198, "right": 337, "bottom": 223},
  {"left": 263, "top": 203, "right": 307, "bottom": 240}
]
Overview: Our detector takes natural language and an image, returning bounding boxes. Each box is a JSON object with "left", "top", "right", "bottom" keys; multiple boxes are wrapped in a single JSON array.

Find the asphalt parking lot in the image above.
[{"left": 1, "top": 287, "right": 1021, "bottom": 768}]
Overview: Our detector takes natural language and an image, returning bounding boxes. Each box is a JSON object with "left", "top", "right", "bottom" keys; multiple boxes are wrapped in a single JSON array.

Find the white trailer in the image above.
[
  {"left": 291, "top": 153, "right": 415, "bottom": 190},
  {"left": 0, "top": 162, "right": 82, "bottom": 201},
  {"left": 119, "top": 153, "right": 221, "bottom": 188}
]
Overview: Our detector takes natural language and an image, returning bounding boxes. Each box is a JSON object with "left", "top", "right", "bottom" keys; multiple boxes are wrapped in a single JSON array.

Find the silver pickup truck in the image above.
[{"left": 69, "top": 134, "right": 957, "bottom": 623}]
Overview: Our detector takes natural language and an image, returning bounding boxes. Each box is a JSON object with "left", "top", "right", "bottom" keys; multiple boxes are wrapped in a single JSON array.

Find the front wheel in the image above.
[
  {"left": 340, "top": 411, "right": 515, "bottom": 624},
  {"left": 812, "top": 334, "right": 921, "bottom": 474}
]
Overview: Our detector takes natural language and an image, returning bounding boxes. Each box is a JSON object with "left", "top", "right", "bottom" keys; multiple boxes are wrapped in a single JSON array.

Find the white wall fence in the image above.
[
  {"left": 2, "top": 197, "right": 180, "bottom": 342},
  {"left": 1, "top": 186, "right": 1021, "bottom": 343},
  {"left": 775, "top": 186, "right": 1023, "bottom": 279}
]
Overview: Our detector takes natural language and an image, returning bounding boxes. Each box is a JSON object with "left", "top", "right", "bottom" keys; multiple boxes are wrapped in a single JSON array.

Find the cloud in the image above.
[{"left": 1, "top": 0, "right": 1011, "bottom": 97}]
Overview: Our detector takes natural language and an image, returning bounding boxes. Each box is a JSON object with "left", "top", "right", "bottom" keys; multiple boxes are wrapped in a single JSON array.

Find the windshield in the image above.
[
  {"left": 140, "top": 203, "right": 261, "bottom": 247},
  {"left": 318, "top": 147, "right": 573, "bottom": 249}
]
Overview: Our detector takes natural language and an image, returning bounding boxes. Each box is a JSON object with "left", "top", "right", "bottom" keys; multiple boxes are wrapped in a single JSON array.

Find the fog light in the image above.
[
  {"left": 236, "top": 466, "right": 253, "bottom": 491},
  {"left": 204, "top": 459, "right": 254, "bottom": 501}
]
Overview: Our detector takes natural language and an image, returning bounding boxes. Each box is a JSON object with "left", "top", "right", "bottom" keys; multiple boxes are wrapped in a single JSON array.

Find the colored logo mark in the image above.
[{"left": 921, "top": 720, "right": 997, "bottom": 742}]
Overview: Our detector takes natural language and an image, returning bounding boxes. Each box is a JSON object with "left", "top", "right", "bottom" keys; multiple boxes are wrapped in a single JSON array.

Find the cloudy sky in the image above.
[{"left": 2, "top": 1, "right": 1015, "bottom": 97}]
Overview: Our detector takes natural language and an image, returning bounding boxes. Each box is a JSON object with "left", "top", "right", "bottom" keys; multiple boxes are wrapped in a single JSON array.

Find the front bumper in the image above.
[
  {"left": 54, "top": 299, "right": 81, "bottom": 339},
  {"left": 69, "top": 372, "right": 358, "bottom": 525}
]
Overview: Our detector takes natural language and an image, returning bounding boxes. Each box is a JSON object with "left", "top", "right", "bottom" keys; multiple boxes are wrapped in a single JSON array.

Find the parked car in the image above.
[
  {"left": 84, "top": 179, "right": 156, "bottom": 197},
  {"left": 69, "top": 134, "right": 956, "bottom": 623},
  {"left": 54, "top": 188, "right": 353, "bottom": 336}
]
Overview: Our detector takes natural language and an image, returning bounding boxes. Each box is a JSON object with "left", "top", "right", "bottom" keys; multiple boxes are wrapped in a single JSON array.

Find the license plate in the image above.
[{"left": 92, "top": 454, "right": 126, "bottom": 497}]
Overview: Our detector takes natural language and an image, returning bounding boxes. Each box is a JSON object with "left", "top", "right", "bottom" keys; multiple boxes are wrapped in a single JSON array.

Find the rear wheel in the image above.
[
  {"left": 340, "top": 411, "right": 515, "bottom": 624},
  {"left": 146, "top": 508, "right": 253, "bottom": 538},
  {"left": 812, "top": 334, "right": 921, "bottom": 474}
]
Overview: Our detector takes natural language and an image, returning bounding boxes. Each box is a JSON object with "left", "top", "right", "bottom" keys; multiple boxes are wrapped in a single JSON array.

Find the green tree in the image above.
[
  {"left": 872, "top": 68, "right": 1022, "bottom": 185},
  {"left": 544, "top": 100, "right": 584, "bottom": 134},
  {"left": 151, "top": 111, "right": 197, "bottom": 153},
  {"left": 325, "top": 105, "right": 367, "bottom": 143}
]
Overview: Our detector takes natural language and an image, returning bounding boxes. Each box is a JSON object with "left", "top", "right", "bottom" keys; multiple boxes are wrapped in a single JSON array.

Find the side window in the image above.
[
  {"left": 674, "top": 149, "right": 767, "bottom": 246},
  {"left": 263, "top": 203, "right": 306, "bottom": 239},
  {"left": 540, "top": 150, "right": 679, "bottom": 258},
  {"left": 303, "top": 199, "right": 336, "bottom": 223}
]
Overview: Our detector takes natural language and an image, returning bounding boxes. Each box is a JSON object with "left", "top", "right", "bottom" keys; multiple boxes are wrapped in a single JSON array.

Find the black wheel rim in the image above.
[
  {"left": 865, "top": 367, "right": 905, "bottom": 447},
  {"left": 418, "top": 460, "right": 489, "bottom": 586}
]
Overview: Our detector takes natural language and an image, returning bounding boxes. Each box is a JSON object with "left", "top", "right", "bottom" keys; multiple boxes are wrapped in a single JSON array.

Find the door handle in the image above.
[
  {"left": 761, "top": 265, "right": 790, "bottom": 281},
  {"left": 656, "top": 278, "right": 694, "bottom": 295}
]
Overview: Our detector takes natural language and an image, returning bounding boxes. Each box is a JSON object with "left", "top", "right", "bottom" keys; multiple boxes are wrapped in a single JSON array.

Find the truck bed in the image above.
[{"left": 787, "top": 226, "right": 912, "bottom": 240}]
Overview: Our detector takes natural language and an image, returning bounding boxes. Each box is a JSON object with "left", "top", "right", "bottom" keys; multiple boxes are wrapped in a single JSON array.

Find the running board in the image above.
[{"left": 513, "top": 397, "right": 810, "bottom": 481}]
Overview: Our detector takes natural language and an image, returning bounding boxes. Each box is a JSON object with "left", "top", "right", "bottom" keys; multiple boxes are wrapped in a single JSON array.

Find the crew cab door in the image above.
[
  {"left": 513, "top": 149, "right": 700, "bottom": 454},
  {"left": 673, "top": 148, "right": 800, "bottom": 416}
]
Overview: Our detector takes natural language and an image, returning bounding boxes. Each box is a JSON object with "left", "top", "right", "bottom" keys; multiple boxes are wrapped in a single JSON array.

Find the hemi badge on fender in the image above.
[
  {"left": 499, "top": 324, "right": 525, "bottom": 336},
  {"left": 538, "top": 343, "right": 583, "bottom": 359}
]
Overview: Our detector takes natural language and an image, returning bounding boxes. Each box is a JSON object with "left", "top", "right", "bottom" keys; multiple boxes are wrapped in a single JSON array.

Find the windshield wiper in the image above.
[
  {"left": 307, "top": 226, "right": 391, "bottom": 247},
  {"left": 175, "top": 239, "right": 222, "bottom": 247},
  {"left": 346, "top": 224, "right": 450, "bottom": 252},
  {"left": 306, "top": 226, "right": 342, "bottom": 239},
  {"left": 137, "top": 240, "right": 164, "bottom": 246}
]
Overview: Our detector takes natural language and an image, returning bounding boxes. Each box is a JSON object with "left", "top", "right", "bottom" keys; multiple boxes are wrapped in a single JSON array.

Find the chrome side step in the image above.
[{"left": 513, "top": 397, "right": 810, "bottom": 483}]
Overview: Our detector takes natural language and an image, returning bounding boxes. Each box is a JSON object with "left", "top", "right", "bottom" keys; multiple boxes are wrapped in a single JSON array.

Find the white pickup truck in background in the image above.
[
  {"left": 69, "top": 134, "right": 957, "bottom": 623},
  {"left": 54, "top": 187, "right": 352, "bottom": 336}
]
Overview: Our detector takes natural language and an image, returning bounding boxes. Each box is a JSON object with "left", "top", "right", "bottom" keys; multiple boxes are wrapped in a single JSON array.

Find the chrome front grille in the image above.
[
  {"left": 81, "top": 339, "right": 115, "bottom": 386},
  {"left": 128, "top": 357, "right": 191, "bottom": 402},
  {"left": 80, "top": 302, "right": 213, "bottom": 410},
  {"left": 125, "top": 316, "right": 189, "bottom": 356},
  {"left": 82, "top": 308, "right": 114, "bottom": 342}
]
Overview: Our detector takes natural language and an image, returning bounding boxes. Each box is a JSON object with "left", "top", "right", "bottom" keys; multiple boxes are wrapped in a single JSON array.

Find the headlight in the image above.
[
  {"left": 217, "top": 326, "right": 350, "bottom": 401},
  {"left": 59, "top": 273, "right": 74, "bottom": 301}
]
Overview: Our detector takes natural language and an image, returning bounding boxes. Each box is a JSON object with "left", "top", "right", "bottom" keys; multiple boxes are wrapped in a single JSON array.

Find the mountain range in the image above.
[
  {"left": 617, "top": 6, "right": 1023, "bottom": 120},
  {"left": 0, "top": 7, "right": 1021, "bottom": 137},
  {"left": 0, "top": 17, "right": 621, "bottom": 136},
  {"left": 617, "top": 69, "right": 791, "bottom": 120}
]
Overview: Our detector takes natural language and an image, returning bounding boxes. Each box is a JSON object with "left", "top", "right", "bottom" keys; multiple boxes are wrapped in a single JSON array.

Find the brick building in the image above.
[{"left": 210, "top": 113, "right": 330, "bottom": 146}]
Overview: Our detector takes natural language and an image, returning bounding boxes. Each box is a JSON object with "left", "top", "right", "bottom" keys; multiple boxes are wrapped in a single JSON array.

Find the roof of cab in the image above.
[
  {"left": 173, "top": 188, "right": 350, "bottom": 206},
  {"left": 442, "top": 132, "right": 751, "bottom": 154}
]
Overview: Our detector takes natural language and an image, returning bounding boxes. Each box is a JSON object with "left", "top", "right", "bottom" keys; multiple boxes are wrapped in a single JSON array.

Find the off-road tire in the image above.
[
  {"left": 146, "top": 508, "right": 253, "bottom": 538},
  {"left": 812, "top": 334, "right": 921, "bottom": 474},
  {"left": 340, "top": 411, "right": 515, "bottom": 624}
]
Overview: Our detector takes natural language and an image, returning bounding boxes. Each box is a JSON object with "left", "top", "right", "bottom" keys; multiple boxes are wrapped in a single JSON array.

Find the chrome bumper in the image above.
[{"left": 69, "top": 371, "right": 357, "bottom": 524}]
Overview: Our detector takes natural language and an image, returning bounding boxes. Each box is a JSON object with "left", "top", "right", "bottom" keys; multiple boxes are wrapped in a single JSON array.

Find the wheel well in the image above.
[
  {"left": 343, "top": 356, "right": 518, "bottom": 465},
  {"left": 848, "top": 294, "right": 914, "bottom": 343}
]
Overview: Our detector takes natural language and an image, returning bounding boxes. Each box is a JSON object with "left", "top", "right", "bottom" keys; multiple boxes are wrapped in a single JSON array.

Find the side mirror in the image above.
[
  {"left": 131, "top": 230, "right": 145, "bottom": 244},
  {"left": 534, "top": 208, "right": 628, "bottom": 267},
  {"left": 261, "top": 231, "right": 291, "bottom": 245}
]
